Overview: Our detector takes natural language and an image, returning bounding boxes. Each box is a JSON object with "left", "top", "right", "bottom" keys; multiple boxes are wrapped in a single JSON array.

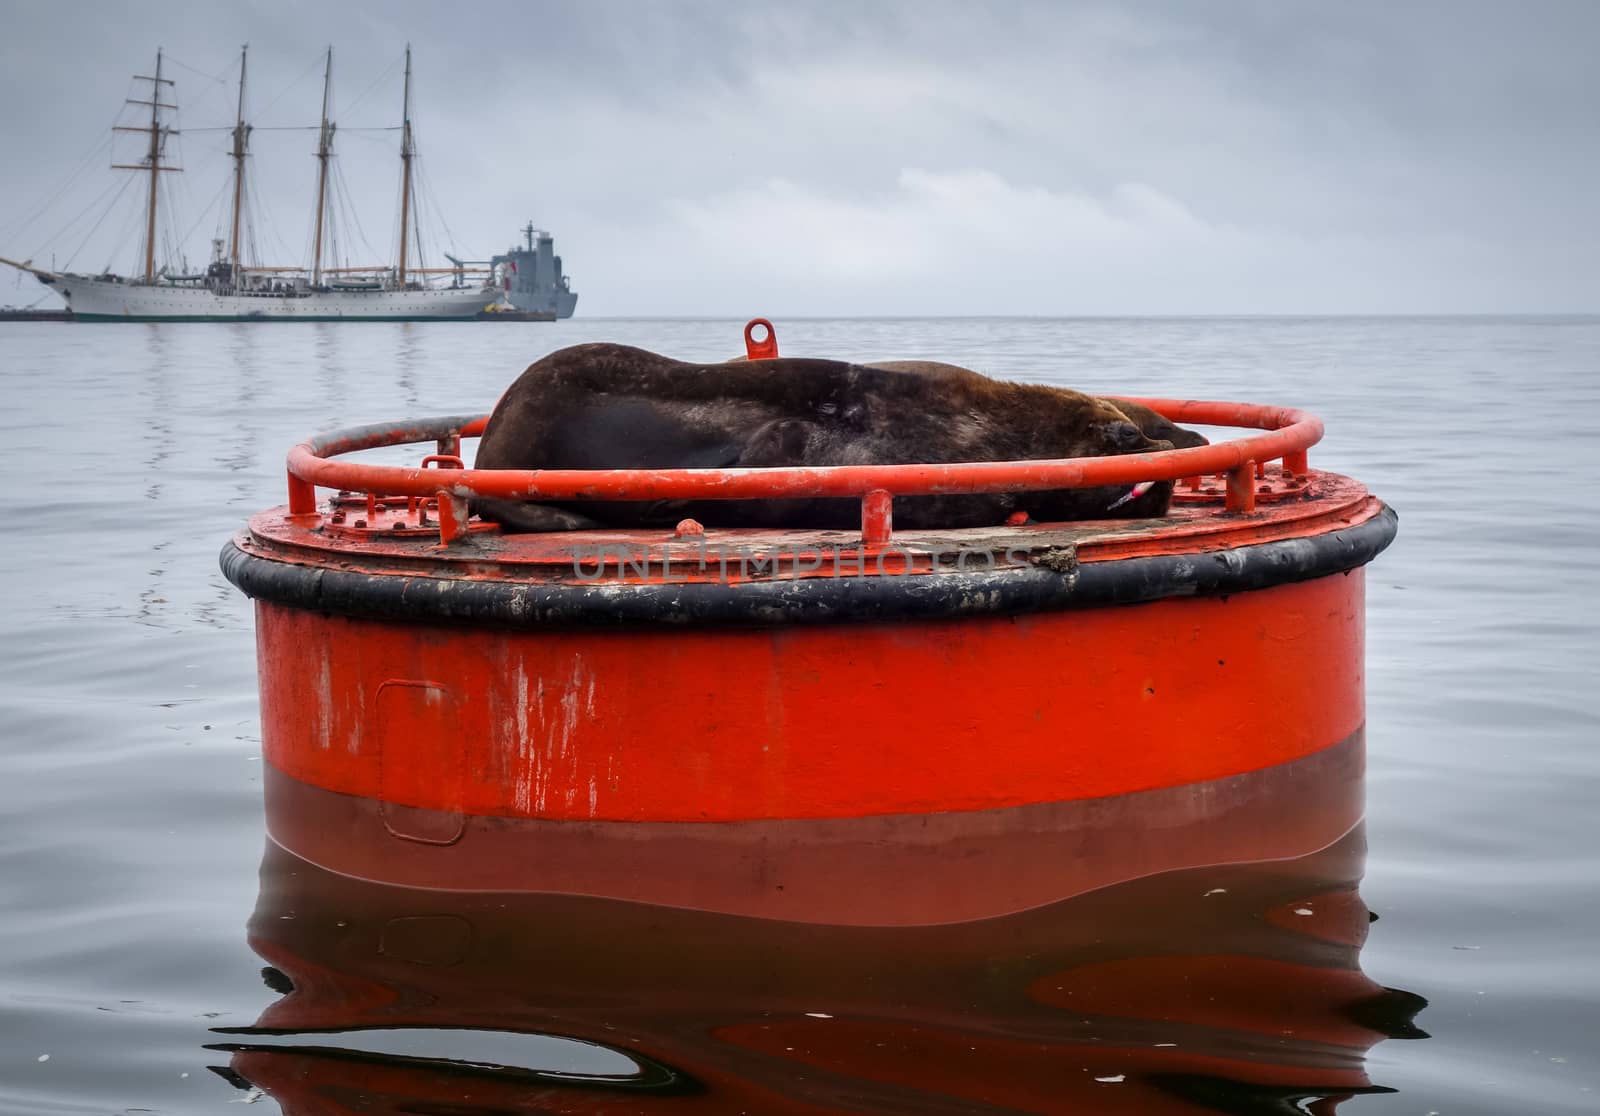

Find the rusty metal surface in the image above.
[
  {"left": 240, "top": 467, "right": 1380, "bottom": 583},
  {"left": 261, "top": 731, "right": 1364, "bottom": 922},
  {"left": 247, "top": 572, "right": 1371, "bottom": 821}
]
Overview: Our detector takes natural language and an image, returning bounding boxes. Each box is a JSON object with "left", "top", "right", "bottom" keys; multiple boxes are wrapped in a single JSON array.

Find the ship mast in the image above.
[
  {"left": 311, "top": 47, "right": 334, "bottom": 287},
  {"left": 112, "top": 49, "right": 180, "bottom": 283},
  {"left": 395, "top": 44, "right": 414, "bottom": 287},
  {"left": 227, "top": 45, "right": 251, "bottom": 281}
]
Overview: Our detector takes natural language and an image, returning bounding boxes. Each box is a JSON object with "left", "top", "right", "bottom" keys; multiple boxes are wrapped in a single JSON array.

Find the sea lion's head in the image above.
[
  {"left": 1068, "top": 398, "right": 1178, "bottom": 517},
  {"left": 1089, "top": 397, "right": 1174, "bottom": 457},
  {"left": 1102, "top": 398, "right": 1210, "bottom": 451},
  {"left": 1091, "top": 398, "right": 1211, "bottom": 516}
]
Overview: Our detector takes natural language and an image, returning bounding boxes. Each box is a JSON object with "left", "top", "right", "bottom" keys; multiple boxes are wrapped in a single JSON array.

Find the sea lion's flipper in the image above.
[
  {"left": 476, "top": 403, "right": 760, "bottom": 532},
  {"left": 546, "top": 399, "right": 748, "bottom": 471},
  {"left": 474, "top": 498, "right": 607, "bottom": 533},
  {"left": 736, "top": 419, "right": 818, "bottom": 467}
]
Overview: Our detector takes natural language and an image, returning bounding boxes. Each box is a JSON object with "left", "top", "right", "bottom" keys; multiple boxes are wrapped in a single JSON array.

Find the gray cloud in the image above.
[{"left": 2, "top": 0, "right": 1595, "bottom": 314}]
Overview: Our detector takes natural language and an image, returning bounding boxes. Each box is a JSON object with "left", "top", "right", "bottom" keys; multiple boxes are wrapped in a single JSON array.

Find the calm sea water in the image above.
[{"left": 1, "top": 316, "right": 1596, "bottom": 1114}]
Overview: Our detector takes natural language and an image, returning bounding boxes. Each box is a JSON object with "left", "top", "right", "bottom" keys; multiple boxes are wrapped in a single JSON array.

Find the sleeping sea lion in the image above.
[{"left": 473, "top": 343, "right": 1179, "bottom": 532}]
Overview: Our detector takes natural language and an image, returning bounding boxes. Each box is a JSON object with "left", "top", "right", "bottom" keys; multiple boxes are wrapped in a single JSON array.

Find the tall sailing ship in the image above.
[{"left": 2, "top": 47, "right": 497, "bottom": 321}]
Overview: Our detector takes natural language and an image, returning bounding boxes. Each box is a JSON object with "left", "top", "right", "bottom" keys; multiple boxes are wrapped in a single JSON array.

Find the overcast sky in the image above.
[{"left": 1, "top": 0, "right": 1596, "bottom": 315}]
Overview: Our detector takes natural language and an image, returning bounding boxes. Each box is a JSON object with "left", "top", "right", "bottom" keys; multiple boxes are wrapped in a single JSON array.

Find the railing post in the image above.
[
  {"left": 421, "top": 455, "right": 469, "bottom": 544},
  {"left": 286, "top": 469, "right": 318, "bottom": 520},
  {"left": 1225, "top": 463, "right": 1257, "bottom": 513},
  {"left": 436, "top": 489, "right": 470, "bottom": 544},
  {"left": 862, "top": 488, "right": 893, "bottom": 545}
]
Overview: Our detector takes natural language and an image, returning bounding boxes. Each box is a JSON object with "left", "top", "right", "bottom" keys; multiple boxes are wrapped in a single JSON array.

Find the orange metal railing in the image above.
[
  {"left": 282, "top": 318, "right": 1321, "bottom": 543},
  {"left": 282, "top": 399, "right": 1322, "bottom": 545}
]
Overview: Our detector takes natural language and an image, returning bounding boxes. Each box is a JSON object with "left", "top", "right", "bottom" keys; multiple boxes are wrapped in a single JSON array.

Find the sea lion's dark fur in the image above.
[
  {"left": 474, "top": 343, "right": 1178, "bottom": 532},
  {"left": 864, "top": 361, "right": 1209, "bottom": 451}
]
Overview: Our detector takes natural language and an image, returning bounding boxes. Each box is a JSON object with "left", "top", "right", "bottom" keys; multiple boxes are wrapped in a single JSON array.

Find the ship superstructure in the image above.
[
  {"left": 449, "top": 222, "right": 578, "bottom": 320},
  {"left": 495, "top": 223, "right": 578, "bottom": 319}
]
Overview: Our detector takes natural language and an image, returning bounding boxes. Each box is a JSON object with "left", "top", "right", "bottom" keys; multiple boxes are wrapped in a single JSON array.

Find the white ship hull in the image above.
[
  {"left": 8, "top": 48, "right": 515, "bottom": 326},
  {"left": 50, "top": 273, "right": 496, "bottom": 321}
]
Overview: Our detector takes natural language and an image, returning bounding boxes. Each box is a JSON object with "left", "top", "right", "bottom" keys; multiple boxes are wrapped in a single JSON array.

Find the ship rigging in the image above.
[{"left": 1, "top": 45, "right": 498, "bottom": 321}]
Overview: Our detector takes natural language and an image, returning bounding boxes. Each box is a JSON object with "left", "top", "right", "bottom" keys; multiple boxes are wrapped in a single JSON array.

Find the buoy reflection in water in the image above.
[{"left": 217, "top": 820, "right": 1426, "bottom": 1114}]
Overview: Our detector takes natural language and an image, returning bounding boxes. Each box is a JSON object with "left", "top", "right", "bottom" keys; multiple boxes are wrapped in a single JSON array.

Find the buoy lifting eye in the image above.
[{"left": 744, "top": 318, "right": 779, "bottom": 361}]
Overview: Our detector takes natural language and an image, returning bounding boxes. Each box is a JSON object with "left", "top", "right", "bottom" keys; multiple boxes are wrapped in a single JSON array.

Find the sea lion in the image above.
[{"left": 473, "top": 343, "right": 1178, "bottom": 532}]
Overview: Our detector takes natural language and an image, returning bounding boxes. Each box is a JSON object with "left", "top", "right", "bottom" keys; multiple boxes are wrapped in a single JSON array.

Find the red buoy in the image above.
[{"left": 222, "top": 321, "right": 1396, "bottom": 925}]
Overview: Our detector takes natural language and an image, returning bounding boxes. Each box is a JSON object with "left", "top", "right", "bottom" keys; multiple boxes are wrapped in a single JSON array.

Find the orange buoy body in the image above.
[{"left": 222, "top": 323, "right": 1395, "bottom": 926}]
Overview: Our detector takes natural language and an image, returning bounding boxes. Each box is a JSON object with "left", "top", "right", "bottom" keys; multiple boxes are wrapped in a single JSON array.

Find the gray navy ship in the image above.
[{"left": 454, "top": 222, "right": 578, "bottom": 320}]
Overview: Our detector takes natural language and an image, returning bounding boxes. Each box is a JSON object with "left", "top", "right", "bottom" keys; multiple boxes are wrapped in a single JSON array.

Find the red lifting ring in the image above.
[
  {"left": 744, "top": 317, "right": 779, "bottom": 360},
  {"left": 284, "top": 321, "right": 1323, "bottom": 543}
]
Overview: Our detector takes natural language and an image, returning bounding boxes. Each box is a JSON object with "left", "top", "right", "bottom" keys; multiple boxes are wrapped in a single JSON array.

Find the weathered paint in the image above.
[
  {"left": 261, "top": 730, "right": 1362, "bottom": 923},
  {"left": 253, "top": 570, "right": 1365, "bottom": 825}
]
